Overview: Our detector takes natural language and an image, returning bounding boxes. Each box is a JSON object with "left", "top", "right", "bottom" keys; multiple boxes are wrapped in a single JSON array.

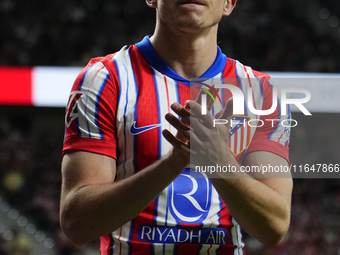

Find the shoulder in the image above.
[
  {"left": 72, "top": 45, "right": 136, "bottom": 90},
  {"left": 225, "top": 58, "right": 271, "bottom": 79},
  {"left": 226, "top": 59, "right": 279, "bottom": 95},
  {"left": 85, "top": 46, "right": 131, "bottom": 75}
]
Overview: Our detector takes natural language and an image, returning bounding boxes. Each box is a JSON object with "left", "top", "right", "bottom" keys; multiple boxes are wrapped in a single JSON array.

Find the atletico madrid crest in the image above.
[{"left": 228, "top": 116, "right": 251, "bottom": 156}]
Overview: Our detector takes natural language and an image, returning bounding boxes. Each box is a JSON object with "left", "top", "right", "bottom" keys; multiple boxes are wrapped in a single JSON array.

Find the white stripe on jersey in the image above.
[
  {"left": 242, "top": 64, "right": 290, "bottom": 147},
  {"left": 161, "top": 75, "right": 180, "bottom": 144},
  {"left": 267, "top": 79, "right": 288, "bottom": 145},
  {"left": 112, "top": 223, "right": 132, "bottom": 255},
  {"left": 77, "top": 61, "right": 110, "bottom": 139},
  {"left": 244, "top": 66, "right": 264, "bottom": 114},
  {"left": 153, "top": 243, "right": 175, "bottom": 255},
  {"left": 201, "top": 176, "right": 222, "bottom": 229},
  {"left": 199, "top": 244, "right": 218, "bottom": 255},
  {"left": 152, "top": 73, "right": 180, "bottom": 254},
  {"left": 234, "top": 61, "right": 259, "bottom": 138},
  {"left": 114, "top": 47, "right": 139, "bottom": 180},
  {"left": 242, "top": 123, "right": 249, "bottom": 153},
  {"left": 230, "top": 217, "right": 244, "bottom": 255},
  {"left": 150, "top": 72, "right": 172, "bottom": 229},
  {"left": 112, "top": 61, "right": 136, "bottom": 250},
  {"left": 236, "top": 128, "right": 242, "bottom": 155},
  {"left": 153, "top": 70, "right": 171, "bottom": 158}
]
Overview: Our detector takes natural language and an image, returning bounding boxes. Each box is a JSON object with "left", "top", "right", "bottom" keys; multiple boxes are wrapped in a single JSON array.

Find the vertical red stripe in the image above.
[
  {"left": 129, "top": 45, "right": 160, "bottom": 254},
  {"left": 216, "top": 203, "right": 238, "bottom": 254},
  {"left": 0, "top": 67, "right": 33, "bottom": 105},
  {"left": 163, "top": 75, "right": 172, "bottom": 130},
  {"left": 100, "top": 235, "right": 113, "bottom": 255},
  {"left": 222, "top": 58, "right": 237, "bottom": 78},
  {"left": 130, "top": 46, "right": 160, "bottom": 170},
  {"left": 178, "top": 82, "right": 191, "bottom": 106}
]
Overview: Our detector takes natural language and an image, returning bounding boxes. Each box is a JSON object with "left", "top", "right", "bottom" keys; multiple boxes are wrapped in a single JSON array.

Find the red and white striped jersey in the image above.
[{"left": 63, "top": 36, "right": 290, "bottom": 255}]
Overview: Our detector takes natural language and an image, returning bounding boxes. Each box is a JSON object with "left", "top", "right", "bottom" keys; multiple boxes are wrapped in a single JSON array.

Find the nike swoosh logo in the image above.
[{"left": 130, "top": 121, "right": 161, "bottom": 135}]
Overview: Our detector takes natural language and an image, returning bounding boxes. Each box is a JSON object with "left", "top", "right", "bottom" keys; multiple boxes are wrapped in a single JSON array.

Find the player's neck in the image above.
[{"left": 150, "top": 23, "right": 219, "bottom": 80}]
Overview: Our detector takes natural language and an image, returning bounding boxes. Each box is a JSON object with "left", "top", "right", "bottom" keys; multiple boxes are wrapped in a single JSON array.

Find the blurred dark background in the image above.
[
  {"left": 1, "top": 0, "right": 340, "bottom": 73},
  {"left": 1, "top": 0, "right": 340, "bottom": 254}
]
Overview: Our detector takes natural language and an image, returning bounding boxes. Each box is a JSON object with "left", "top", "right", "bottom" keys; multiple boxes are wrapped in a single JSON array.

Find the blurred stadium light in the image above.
[
  {"left": 1, "top": 67, "right": 340, "bottom": 113},
  {"left": 0, "top": 197, "right": 56, "bottom": 255}
]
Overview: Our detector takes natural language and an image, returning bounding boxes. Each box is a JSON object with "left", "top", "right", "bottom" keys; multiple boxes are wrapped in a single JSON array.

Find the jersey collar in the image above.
[{"left": 136, "top": 36, "right": 227, "bottom": 83}]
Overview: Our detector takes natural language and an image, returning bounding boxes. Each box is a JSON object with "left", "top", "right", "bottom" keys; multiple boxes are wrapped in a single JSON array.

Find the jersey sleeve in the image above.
[
  {"left": 63, "top": 57, "right": 119, "bottom": 159},
  {"left": 246, "top": 72, "right": 291, "bottom": 164}
]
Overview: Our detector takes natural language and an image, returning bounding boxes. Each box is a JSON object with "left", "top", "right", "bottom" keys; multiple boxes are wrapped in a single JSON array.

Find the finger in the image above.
[
  {"left": 187, "top": 100, "right": 215, "bottom": 128},
  {"left": 171, "top": 102, "right": 191, "bottom": 124},
  {"left": 162, "top": 129, "right": 187, "bottom": 147},
  {"left": 165, "top": 112, "right": 193, "bottom": 142},
  {"left": 165, "top": 112, "right": 190, "bottom": 132},
  {"left": 219, "top": 97, "right": 234, "bottom": 122},
  {"left": 162, "top": 129, "right": 190, "bottom": 156},
  {"left": 162, "top": 119, "right": 206, "bottom": 154},
  {"left": 195, "top": 83, "right": 220, "bottom": 112}
]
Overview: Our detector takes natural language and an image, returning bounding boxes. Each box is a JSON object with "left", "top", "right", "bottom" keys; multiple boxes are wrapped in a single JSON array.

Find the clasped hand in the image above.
[{"left": 162, "top": 97, "right": 234, "bottom": 168}]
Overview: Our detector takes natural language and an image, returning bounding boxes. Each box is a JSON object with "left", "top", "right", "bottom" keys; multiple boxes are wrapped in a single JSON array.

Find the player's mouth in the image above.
[{"left": 178, "top": 0, "right": 206, "bottom": 6}]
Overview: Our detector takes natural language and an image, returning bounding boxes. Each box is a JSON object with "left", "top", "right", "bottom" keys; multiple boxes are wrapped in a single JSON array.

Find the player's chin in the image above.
[
  {"left": 177, "top": 17, "right": 220, "bottom": 34},
  {"left": 175, "top": 12, "right": 205, "bottom": 26}
]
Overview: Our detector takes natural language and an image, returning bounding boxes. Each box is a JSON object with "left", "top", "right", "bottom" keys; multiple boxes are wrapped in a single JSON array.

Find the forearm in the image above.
[
  {"left": 211, "top": 177, "right": 291, "bottom": 245},
  {"left": 60, "top": 154, "right": 186, "bottom": 245},
  {"left": 210, "top": 152, "right": 292, "bottom": 246}
]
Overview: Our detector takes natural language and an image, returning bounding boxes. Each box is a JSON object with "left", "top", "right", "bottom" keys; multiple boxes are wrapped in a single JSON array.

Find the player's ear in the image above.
[
  {"left": 222, "top": 0, "right": 237, "bottom": 16},
  {"left": 146, "top": 0, "right": 157, "bottom": 8}
]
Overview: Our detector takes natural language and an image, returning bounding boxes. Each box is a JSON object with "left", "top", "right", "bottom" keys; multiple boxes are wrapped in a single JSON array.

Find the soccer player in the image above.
[{"left": 60, "top": 0, "right": 293, "bottom": 254}]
